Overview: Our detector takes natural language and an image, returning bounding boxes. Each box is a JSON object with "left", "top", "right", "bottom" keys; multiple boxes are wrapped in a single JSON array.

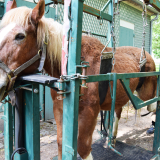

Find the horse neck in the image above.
[
  {"left": 42, "top": 19, "right": 62, "bottom": 78},
  {"left": 43, "top": 56, "right": 61, "bottom": 78}
]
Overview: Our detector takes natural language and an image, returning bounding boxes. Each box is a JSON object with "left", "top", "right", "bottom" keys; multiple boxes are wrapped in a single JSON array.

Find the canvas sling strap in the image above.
[
  {"left": 136, "top": 64, "right": 145, "bottom": 91},
  {"left": 99, "top": 52, "right": 113, "bottom": 134}
]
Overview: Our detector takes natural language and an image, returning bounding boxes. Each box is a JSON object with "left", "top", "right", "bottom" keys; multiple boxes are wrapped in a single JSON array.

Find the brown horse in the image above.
[{"left": 0, "top": 0, "right": 157, "bottom": 159}]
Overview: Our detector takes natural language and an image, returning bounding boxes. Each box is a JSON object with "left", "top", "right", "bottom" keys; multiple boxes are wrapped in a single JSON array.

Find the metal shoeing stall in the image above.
[{"left": 2, "top": 0, "right": 160, "bottom": 160}]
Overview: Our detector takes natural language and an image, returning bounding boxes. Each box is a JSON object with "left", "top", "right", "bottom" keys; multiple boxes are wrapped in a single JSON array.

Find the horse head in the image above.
[{"left": 0, "top": 0, "right": 45, "bottom": 101}]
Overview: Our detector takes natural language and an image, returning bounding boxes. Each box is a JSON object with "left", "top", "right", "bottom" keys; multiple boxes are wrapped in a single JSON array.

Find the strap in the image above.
[
  {"left": 13, "top": 53, "right": 41, "bottom": 76},
  {"left": 38, "top": 36, "right": 47, "bottom": 71},
  {"left": 0, "top": 60, "right": 12, "bottom": 74},
  {"left": 38, "top": 43, "right": 47, "bottom": 71},
  {"left": 136, "top": 64, "right": 145, "bottom": 91},
  {"left": 99, "top": 57, "right": 112, "bottom": 134},
  {"left": 99, "top": 58, "right": 112, "bottom": 105}
]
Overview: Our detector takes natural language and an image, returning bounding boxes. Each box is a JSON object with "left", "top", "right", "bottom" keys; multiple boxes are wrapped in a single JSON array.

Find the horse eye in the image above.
[{"left": 15, "top": 33, "right": 25, "bottom": 40}]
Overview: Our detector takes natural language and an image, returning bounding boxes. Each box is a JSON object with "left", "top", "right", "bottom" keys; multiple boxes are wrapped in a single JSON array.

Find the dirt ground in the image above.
[{"left": 0, "top": 105, "right": 155, "bottom": 160}]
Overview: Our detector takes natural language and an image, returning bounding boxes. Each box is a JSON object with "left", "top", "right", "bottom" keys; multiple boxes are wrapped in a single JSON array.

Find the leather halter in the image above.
[{"left": 0, "top": 39, "right": 47, "bottom": 98}]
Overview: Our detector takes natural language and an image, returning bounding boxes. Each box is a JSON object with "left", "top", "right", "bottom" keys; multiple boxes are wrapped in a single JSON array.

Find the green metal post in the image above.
[
  {"left": 153, "top": 75, "right": 160, "bottom": 154},
  {"left": 104, "top": 0, "right": 113, "bottom": 136},
  {"left": 22, "top": 83, "right": 40, "bottom": 160},
  {"left": 108, "top": 74, "right": 117, "bottom": 142},
  {"left": 108, "top": 73, "right": 122, "bottom": 156},
  {"left": 62, "top": 0, "right": 84, "bottom": 159},
  {"left": 0, "top": 2, "right": 4, "bottom": 19},
  {"left": 108, "top": 0, "right": 113, "bottom": 47},
  {"left": 104, "top": 111, "right": 110, "bottom": 131},
  {"left": 3, "top": 96, "right": 13, "bottom": 160}
]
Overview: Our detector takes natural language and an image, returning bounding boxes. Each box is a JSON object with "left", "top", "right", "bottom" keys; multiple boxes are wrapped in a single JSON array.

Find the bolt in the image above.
[{"left": 34, "top": 89, "right": 39, "bottom": 94}]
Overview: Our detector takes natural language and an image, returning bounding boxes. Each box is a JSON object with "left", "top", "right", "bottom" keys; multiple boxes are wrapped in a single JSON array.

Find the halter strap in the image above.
[
  {"left": 38, "top": 36, "right": 47, "bottom": 71},
  {"left": 0, "top": 51, "right": 41, "bottom": 80},
  {"left": 0, "top": 60, "right": 12, "bottom": 77},
  {"left": 14, "top": 52, "right": 41, "bottom": 76},
  {"left": 0, "top": 40, "right": 47, "bottom": 100}
]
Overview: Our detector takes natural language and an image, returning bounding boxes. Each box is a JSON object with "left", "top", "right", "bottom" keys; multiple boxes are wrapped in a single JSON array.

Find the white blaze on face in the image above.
[
  {"left": 0, "top": 69, "right": 8, "bottom": 88},
  {"left": 0, "top": 23, "right": 16, "bottom": 45},
  {"left": 0, "top": 23, "right": 15, "bottom": 101}
]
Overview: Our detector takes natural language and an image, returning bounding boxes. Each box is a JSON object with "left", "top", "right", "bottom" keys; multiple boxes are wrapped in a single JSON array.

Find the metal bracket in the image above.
[{"left": 99, "top": 0, "right": 111, "bottom": 25}]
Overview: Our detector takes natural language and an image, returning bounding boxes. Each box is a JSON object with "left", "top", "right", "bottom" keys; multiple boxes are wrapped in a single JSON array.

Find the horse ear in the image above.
[
  {"left": 31, "top": 0, "right": 45, "bottom": 25},
  {"left": 9, "top": 0, "right": 17, "bottom": 10}
]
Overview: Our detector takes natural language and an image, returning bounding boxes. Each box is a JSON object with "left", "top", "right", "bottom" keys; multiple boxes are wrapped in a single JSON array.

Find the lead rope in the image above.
[{"left": 139, "top": 1, "right": 148, "bottom": 69}]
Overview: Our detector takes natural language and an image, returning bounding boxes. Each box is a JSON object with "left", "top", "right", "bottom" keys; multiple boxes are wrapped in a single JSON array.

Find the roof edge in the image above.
[{"left": 119, "top": 0, "right": 159, "bottom": 16}]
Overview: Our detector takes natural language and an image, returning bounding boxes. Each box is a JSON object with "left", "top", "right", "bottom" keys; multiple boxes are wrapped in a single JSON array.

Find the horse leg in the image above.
[
  {"left": 112, "top": 107, "right": 122, "bottom": 147},
  {"left": 77, "top": 104, "right": 100, "bottom": 160},
  {"left": 147, "top": 102, "right": 157, "bottom": 112},
  {"left": 51, "top": 89, "right": 63, "bottom": 160}
]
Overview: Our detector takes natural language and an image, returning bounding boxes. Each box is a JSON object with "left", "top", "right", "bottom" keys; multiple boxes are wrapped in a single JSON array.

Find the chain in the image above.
[
  {"left": 140, "top": 1, "right": 148, "bottom": 68},
  {"left": 61, "top": 73, "right": 87, "bottom": 80},
  {"left": 53, "top": 3, "right": 57, "bottom": 8},
  {"left": 111, "top": 0, "right": 119, "bottom": 70}
]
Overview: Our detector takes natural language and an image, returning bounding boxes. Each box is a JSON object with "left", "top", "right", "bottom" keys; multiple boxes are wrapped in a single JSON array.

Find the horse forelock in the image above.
[{"left": 0, "top": 6, "right": 63, "bottom": 75}]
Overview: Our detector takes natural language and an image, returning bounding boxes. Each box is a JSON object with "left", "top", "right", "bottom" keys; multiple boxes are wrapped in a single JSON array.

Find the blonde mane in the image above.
[{"left": 0, "top": 7, "right": 63, "bottom": 75}]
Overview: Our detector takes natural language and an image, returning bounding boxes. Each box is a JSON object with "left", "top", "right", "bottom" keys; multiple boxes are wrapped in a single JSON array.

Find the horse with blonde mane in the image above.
[{"left": 0, "top": 0, "right": 157, "bottom": 159}]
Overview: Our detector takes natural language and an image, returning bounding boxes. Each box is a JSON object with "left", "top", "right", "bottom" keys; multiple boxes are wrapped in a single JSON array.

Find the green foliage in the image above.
[{"left": 152, "top": 16, "right": 160, "bottom": 59}]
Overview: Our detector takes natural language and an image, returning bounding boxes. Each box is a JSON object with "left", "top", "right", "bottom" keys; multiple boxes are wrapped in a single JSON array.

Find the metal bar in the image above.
[
  {"left": 104, "top": 111, "right": 110, "bottom": 131},
  {"left": 0, "top": 2, "right": 4, "bottom": 19},
  {"left": 43, "top": 85, "right": 45, "bottom": 121},
  {"left": 15, "top": 84, "right": 32, "bottom": 89},
  {"left": 107, "top": 0, "right": 113, "bottom": 47},
  {"left": 101, "top": 0, "right": 111, "bottom": 12},
  {"left": 62, "top": 0, "right": 83, "bottom": 159},
  {"left": 3, "top": 96, "right": 13, "bottom": 160},
  {"left": 153, "top": 75, "right": 160, "bottom": 154},
  {"left": 138, "top": 97, "right": 159, "bottom": 108},
  {"left": 108, "top": 74, "right": 122, "bottom": 156},
  {"left": 86, "top": 72, "right": 160, "bottom": 83},
  {"left": 51, "top": 0, "right": 112, "bottom": 22},
  {"left": 20, "top": 87, "right": 32, "bottom": 92},
  {"left": 82, "top": 31, "right": 107, "bottom": 38},
  {"left": 83, "top": 4, "right": 112, "bottom": 22},
  {"left": 23, "top": 83, "right": 40, "bottom": 160}
]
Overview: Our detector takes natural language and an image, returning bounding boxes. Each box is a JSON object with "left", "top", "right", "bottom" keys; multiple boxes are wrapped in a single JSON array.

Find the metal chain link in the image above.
[
  {"left": 111, "top": 0, "right": 119, "bottom": 70},
  {"left": 139, "top": 1, "right": 148, "bottom": 68},
  {"left": 100, "top": 0, "right": 119, "bottom": 70},
  {"left": 61, "top": 73, "right": 87, "bottom": 80}
]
